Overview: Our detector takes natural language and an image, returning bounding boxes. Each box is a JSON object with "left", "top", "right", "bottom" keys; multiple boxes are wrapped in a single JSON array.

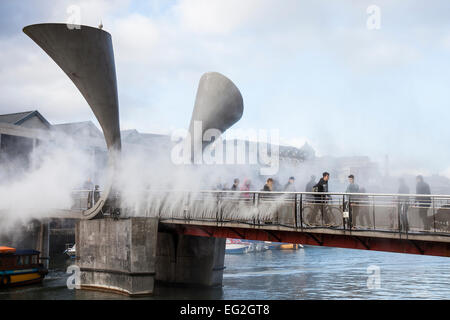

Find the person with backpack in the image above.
[{"left": 308, "top": 172, "right": 330, "bottom": 225}]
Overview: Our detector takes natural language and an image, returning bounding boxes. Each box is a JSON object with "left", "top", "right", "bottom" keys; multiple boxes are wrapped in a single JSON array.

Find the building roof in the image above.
[
  {"left": 53, "top": 121, "right": 106, "bottom": 149},
  {"left": 224, "top": 139, "right": 308, "bottom": 161},
  {"left": 0, "top": 110, "right": 51, "bottom": 128},
  {"left": 14, "top": 249, "right": 40, "bottom": 255},
  {"left": 53, "top": 121, "right": 103, "bottom": 139},
  {"left": 121, "top": 129, "right": 171, "bottom": 147}
]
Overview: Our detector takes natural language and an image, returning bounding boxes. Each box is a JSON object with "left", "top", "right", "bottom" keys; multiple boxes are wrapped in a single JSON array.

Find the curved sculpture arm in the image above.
[
  {"left": 23, "top": 23, "right": 121, "bottom": 220},
  {"left": 188, "top": 72, "right": 244, "bottom": 162}
]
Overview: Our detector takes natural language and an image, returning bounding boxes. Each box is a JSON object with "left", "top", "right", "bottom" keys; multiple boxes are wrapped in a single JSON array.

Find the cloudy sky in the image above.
[{"left": 1, "top": 0, "right": 450, "bottom": 177}]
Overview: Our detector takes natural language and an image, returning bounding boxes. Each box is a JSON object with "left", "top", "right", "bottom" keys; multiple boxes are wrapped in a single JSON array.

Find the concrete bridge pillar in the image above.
[
  {"left": 75, "top": 218, "right": 226, "bottom": 296},
  {"left": 156, "top": 233, "right": 226, "bottom": 287},
  {"left": 75, "top": 218, "right": 158, "bottom": 296}
]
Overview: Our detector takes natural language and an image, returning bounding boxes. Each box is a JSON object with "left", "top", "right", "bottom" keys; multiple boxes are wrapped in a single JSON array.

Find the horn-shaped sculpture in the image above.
[
  {"left": 23, "top": 24, "right": 244, "bottom": 220},
  {"left": 23, "top": 23, "right": 121, "bottom": 220},
  {"left": 188, "top": 72, "right": 243, "bottom": 163}
]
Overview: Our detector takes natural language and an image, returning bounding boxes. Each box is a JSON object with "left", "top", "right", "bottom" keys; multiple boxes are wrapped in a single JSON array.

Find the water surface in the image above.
[{"left": 1, "top": 246, "right": 448, "bottom": 300}]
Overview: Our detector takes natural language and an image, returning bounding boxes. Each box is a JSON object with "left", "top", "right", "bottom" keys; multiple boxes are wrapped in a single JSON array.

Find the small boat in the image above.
[
  {"left": 264, "top": 241, "right": 281, "bottom": 250},
  {"left": 265, "top": 242, "right": 304, "bottom": 250},
  {"left": 225, "top": 239, "right": 250, "bottom": 254},
  {"left": 225, "top": 243, "right": 249, "bottom": 254},
  {"left": 245, "top": 240, "right": 269, "bottom": 252},
  {"left": 0, "top": 246, "right": 48, "bottom": 288},
  {"left": 64, "top": 244, "right": 76, "bottom": 259},
  {"left": 279, "top": 243, "right": 303, "bottom": 250}
]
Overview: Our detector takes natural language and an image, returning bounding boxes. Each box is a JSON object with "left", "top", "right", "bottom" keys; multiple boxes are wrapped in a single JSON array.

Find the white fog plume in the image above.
[
  {"left": 0, "top": 122, "right": 446, "bottom": 231},
  {"left": 0, "top": 132, "right": 93, "bottom": 232},
  {"left": 116, "top": 133, "right": 296, "bottom": 221}
]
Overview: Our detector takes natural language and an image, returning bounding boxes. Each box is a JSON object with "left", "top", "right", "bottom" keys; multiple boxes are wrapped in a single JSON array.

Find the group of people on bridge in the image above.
[
  {"left": 220, "top": 172, "right": 432, "bottom": 197},
  {"left": 217, "top": 172, "right": 435, "bottom": 231}
]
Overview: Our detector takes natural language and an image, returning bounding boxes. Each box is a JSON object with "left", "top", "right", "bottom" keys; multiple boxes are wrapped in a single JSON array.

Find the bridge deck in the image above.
[
  {"left": 15, "top": 190, "right": 450, "bottom": 256},
  {"left": 154, "top": 190, "right": 450, "bottom": 257},
  {"left": 161, "top": 219, "right": 450, "bottom": 257}
]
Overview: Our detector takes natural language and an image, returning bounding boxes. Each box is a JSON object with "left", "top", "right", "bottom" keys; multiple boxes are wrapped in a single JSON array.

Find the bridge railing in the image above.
[
  {"left": 158, "top": 190, "right": 450, "bottom": 236},
  {"left": 66, "top": 189, "right": 450, "bottom": 236},
  {"left": 70, "top": 189, "right": 102, "bottom": 211}
]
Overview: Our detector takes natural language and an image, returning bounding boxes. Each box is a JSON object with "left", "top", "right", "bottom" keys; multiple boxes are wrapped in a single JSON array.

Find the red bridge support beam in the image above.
[{"left": 172, "top": 225, "right": 450, "bottom": 258}]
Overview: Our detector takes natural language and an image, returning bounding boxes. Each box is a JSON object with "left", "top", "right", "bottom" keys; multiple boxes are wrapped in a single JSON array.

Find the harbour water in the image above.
[{"left": 1, "top": 245, "right": 449, "bottom": 300}]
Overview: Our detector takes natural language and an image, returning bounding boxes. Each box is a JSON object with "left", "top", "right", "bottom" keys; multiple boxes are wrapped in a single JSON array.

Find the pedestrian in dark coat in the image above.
[{"left": 415, "top": 175, "right": 431, "bottom": 230}]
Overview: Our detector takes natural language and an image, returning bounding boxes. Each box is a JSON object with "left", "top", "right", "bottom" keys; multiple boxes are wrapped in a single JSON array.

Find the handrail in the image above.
[{"left": 113, "top": 189, "right": 450, "bottom": 198}]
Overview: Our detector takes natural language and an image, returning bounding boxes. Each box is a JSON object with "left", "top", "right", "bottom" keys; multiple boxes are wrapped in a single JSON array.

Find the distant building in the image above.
[
  {"left": 0, "top": 110, "right": 51, "bottom": 130},
  {"left": 121, "top": 129, "right": 172, "bottom": 157},
  {"left": 3, "top": 109, "right": 448, "bottom": 194},
  {"left": 0, "top": 111, "right": 51, "bottom": 175},
  {"left": 0, "top": 110, "right": 107, "bottom": 183},
  {"left": 53, "top": 121, "right": 108, "bottom": 184}
]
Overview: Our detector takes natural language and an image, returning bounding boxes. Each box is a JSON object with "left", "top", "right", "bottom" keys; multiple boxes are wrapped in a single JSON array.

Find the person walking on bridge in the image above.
[
  {"left": 415, "top": 175, "right": 432, "bottom": 231},
  {"left": 304, "top": 175, "right": 316, "bottom": 203},
  {"left": 398, "top": 178, "right": 410, "bottom": 232},
  {"left": 262, "top": 178, "right": 273, "bottom": 192},
  {"left": 345, "top": 174, "right": 359, "bottom": 229},
  {"left": 355, "top": 187, "right": 371, "bottom": 228},
  {"left": 313, "top": 172, "right": 329, "bottom": 193},
  {"left": 305, "top": 175, "right": 316, "bottom": 192},
  {"left": 284, "top": 177, "right": 296, "bottom": 192},
  {"left": 231, "top": 178, "right": 240, "bottom": 191},
  {"left": 308, "top": 172, "right": 330, "bottom": 226},
  {"left": 83, "top": 178, "right": 94, "bottom": 209},
  {"left": 346, "top": 175, "right": 360, "bottom": 193},
  {"left": 240, "top": 179, "right": 252, "bottom": 199}
]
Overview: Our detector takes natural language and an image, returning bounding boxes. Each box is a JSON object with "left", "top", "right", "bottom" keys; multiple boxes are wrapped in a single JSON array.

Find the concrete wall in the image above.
[
  {"left": 75, "top": 218, "right": 226, "bottom": 295},
  {"left": 155, "top": 233, "right": 226, "bottom": 287},
  {"left": 76, "top": 218, "right": 158, "bottom": 296}
]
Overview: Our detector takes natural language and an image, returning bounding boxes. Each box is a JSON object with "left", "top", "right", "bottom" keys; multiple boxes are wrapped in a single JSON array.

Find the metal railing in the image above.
[
  {"left": 152, "top": 190, "right": 450, "bottom": 236},
  {"left": 70, "top": 189, "right": 102, "bottom": 211},
  {"left": 67, "top": 188, "right": 450, "bottom": 236}
]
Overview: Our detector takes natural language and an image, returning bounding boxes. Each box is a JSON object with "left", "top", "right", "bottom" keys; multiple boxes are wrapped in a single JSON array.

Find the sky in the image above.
[{"left": 1, "top": 0, "right": 450, "bottom": 177}]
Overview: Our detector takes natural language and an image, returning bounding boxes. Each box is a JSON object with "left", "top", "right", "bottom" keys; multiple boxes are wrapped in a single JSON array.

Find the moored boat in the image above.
[
  {"left": 64, "top": 244, "right": 76, "bottom": 259},
  {"left": 279, "top": 243, "right": 303, "bottom": 250},
  {"left": 226, "top": 239, "right": 250, "bottom": 254},
  {"left": 225, "top": 243, "right": 250, "bottom": 254},
  {"left": 0, "top": 246, "right": 48, "bottom": 288},
  {"left": 264, "top": 242, "right": 304, "bottom": 250}
]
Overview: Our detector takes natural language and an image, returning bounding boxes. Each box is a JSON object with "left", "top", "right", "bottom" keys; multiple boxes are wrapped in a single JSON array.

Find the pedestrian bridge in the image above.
[{"left": 62, "top": 189, "right": 450, "bottom": 257}]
